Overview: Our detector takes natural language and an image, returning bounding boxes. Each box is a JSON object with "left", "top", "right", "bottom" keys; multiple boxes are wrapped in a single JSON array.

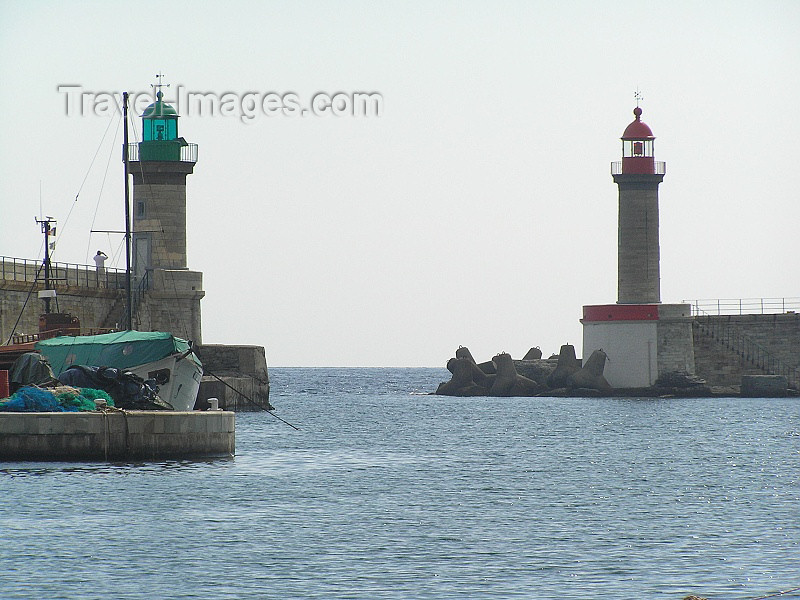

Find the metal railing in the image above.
[
  {"left": 693, "top": 315, "right": 800, "bottom": 389},
  {"left": 126, "top": 143, "right": 198, "bottom": 163},
  {"left": 685, "top": 298, "right": 800, "bottom": 316},
  {"left": 610, "top": 161, "right": 666, "bottom": 175},
  {"left": 1, "top": 256, "right": 127, "bottom": 289}
]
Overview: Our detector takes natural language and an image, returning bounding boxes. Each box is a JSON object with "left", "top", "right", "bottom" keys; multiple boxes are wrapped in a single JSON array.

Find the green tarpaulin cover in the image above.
[{"left": 35, "top": 331, "right": 195, "bottom": 376}]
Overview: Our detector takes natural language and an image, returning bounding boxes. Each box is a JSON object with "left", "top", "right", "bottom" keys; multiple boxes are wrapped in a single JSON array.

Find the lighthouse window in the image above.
[
  {"left": 633, "top": 141, "right": 644, "bottom": 156},
  {"left": 136, "top": 200, "right": 146, "bottom": 217}
]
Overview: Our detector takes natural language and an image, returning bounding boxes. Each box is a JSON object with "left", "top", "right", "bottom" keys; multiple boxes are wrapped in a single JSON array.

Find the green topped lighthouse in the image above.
[
  {"left": 129, "top": 83, "right": 198, "bottom": 275},
  {"left": 125, "top": 76, "right": 203, "bottom": 343}
]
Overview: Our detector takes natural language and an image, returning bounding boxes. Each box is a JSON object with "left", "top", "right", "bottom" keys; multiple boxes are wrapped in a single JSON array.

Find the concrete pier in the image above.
[{"left": 0, "top": 410, "right": 235, "bottom": 461}]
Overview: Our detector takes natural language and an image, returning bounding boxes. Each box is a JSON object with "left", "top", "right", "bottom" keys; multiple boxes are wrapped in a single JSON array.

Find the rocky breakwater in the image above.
[
  {"left": 435, "top": 344, "right": 718, "bottom": 397},
  {"left": 435, "top": 345, "right": 612, "bottom": 397}
]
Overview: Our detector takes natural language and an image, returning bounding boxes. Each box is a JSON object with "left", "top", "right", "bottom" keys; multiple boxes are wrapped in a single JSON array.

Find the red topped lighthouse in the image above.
[
  {"left": 581, "top": 103, "right": 694, "bottom": 389},
  {"left": 612, "top": 106, "right": 666, "bottom": 304}
]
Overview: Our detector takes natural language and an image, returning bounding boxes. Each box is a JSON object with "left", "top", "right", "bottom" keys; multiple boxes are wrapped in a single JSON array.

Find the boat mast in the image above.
[{"left": 123, "top": 91, "right": 132, "bottom": 331}]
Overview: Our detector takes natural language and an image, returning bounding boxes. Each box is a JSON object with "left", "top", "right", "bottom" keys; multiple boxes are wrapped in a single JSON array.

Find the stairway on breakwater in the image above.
[{"left": 692, "top": 315, "right": 799, "bottom": 390}]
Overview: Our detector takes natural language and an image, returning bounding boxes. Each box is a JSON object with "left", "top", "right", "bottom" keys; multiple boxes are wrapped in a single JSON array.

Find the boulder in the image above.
[
  {"left": 655, "top": 371, "right": 707, "bottom": 389},
  {"left": 740, "top": 375, "right": 788, "bottom": 397},
  {"left": 514, "top": 358, "right": 558, "bottom": 383}
]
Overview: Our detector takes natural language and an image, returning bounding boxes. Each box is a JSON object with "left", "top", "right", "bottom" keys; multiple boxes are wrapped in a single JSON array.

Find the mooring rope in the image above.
[
  {"left": 750, "top": 585, "right": 800, "bottom": 599},
  {"left": 202, "top": 368, "right": 299, "bottom": 431},
  {"left": 686, "top": 584, "right": 800, "bottom": 600}
]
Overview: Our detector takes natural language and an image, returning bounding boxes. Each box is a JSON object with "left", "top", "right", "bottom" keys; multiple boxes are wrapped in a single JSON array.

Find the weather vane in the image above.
[
  {"left": 634, "top": 88, "right": 644, "bottom": 107},
  {"left": 151, "top": 71, "right": 170, "bottom": 98}
]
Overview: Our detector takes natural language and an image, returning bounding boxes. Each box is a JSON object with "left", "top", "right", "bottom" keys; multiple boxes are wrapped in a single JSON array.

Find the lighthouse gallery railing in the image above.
[
  {"left": 610, "top": 161, "right": 666, "bottom": 175},
  {"left": 126, "top": 143, "right": 198, "bottom": 163}
]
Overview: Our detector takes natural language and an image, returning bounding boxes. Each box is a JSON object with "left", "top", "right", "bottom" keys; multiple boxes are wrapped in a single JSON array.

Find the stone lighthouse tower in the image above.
[
  {"left": 581, "top": 105, "right": 694, "bottom": 388},
  {"left": 130, "top": 89, "right": 197, "bottom": 274},
  {"left": 127, "top": 83, "right": 204, "bottom": 343},
  {"left": 614, "top": 106, "right": 664, "bottom": 304}
]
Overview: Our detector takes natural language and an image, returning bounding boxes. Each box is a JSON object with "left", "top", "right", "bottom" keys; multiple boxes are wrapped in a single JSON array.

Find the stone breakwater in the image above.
[
  {"left": 435, "top": 344, "right": 614, "bottom": 398},
  {"left": 432, "top": 344, "right": 793, "bottom": 398}
]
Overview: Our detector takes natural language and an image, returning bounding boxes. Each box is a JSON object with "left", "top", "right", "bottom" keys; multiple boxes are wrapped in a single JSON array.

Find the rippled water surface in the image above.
[{"left": 1, "top": 367, "right": 799, "bottom": 599}]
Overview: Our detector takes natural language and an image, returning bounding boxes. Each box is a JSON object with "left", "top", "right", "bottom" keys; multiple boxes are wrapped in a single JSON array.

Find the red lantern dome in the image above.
[{"left": 620, "top": 107, "right": 656, "bottom": 174}]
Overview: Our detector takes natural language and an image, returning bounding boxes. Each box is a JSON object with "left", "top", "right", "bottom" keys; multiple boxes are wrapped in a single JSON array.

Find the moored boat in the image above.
[{"left": 34, "top": 330, "right": 203, "bottom": 411}]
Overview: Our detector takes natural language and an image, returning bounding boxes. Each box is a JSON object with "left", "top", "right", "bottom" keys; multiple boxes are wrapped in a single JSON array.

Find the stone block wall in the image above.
[
  {"left": 133, "top": 183, "right": 188, "bottom": 269},
  {"left": 614, "top": 175, "right": 664, "bottom": 304},
  {"left": 197, "top": 344, "right": 269, "bottom": 381},
  {"left": 0, "top": 411, "right": 234, "bottom": 460},
  {"left": 197, "top": 375, "right": 271, "bottom": 411},
  {"left": 656, "top": 304, "right": 696, "bottom": 377},
  {"left": 0, "top": 260, "right": 204, "bottom": 345},
  {"left": 131, "top": 159, "right": 194, "bottom": 271},
  {"left": 692, "top": 313, "right": 800, "bottom": 387},
  {"left": 135, "top": 269, "right": 204, "bottom": 343},
  {"left": 195, "top": 344, "right": 271, "bottom": 411},
  {"left": 0, "top": 279, "right": 124, "bottom": 342}
]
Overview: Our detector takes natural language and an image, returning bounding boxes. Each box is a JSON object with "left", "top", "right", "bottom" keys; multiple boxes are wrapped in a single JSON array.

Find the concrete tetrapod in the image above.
[
  {"left": 567, "top": 349, "right": 612, "bottom": 393},
  {"left": 435, "top": 357, "right": 486, "bottom": 397},
  {"left": 546, "top": 344, "right": 581, "bottom": 389},
  {"left": 522, "top": 347, "right": 543, "bottom": 360},
  {"left": 488, "top": 353, "right": 543, "bottom": 397}
]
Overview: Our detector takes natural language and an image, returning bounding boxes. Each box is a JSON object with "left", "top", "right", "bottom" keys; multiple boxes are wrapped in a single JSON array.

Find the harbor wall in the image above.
[
  {"left": 0, "top": 259, "right": 203, "bottom": 344},
  {"left": 0, "top": 410, "right": 235, "bottom": 461},
  {"left": 196, "top": 344, "right": 271, "bottom": 411},
  {"left": 693, "top": 313, "right": 800, "bottom": 387},
  {"left": 0, "top": 280, "right": 124, "bottom": 341},
  {"left": 656, "top": 304, "right": 696, "bottom": 378}
]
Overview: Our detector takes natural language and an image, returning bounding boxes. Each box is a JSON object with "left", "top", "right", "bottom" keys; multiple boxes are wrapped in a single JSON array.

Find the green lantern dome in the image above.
[
  {"left": 141, "top": 91, "right": 179, "bottom": 142},
  {"left": 142, "top": 93, "right": 179, "bottom": 118}
]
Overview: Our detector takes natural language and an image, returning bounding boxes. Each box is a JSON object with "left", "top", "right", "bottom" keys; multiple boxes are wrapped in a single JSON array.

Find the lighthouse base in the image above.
[{"left": 581, "top": 303, "right": 695, "bottom": 389}]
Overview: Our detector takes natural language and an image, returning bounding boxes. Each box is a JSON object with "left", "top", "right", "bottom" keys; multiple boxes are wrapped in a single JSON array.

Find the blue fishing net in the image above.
[{"left": 0, "top": 386, "right": 114, "bottom": 412}]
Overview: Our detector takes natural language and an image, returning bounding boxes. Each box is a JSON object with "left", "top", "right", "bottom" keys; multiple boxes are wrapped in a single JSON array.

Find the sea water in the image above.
[{"left": 1, "top": 367, "right": 798, "bottom": 599}]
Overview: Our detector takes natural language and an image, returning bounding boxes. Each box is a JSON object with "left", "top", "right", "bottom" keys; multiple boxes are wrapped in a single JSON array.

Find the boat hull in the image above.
[{"left": 128, "top": 354, "right": 203, "bottom": 411}]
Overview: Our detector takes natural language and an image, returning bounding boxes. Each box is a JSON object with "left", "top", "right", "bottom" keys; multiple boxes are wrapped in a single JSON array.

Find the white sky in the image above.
[{"left": 1, "top": 1, "right": 798, "bottom": 366}]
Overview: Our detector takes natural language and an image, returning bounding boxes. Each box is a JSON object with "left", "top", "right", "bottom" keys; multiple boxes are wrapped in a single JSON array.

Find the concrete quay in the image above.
[{"left": 0, "top": 410, "right": 235, "bottom": 461}]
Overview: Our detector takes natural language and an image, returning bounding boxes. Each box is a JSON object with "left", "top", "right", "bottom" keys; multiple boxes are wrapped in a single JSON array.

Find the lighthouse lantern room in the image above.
[
  {"left": 142, "top": 91, "right": 179, "bottom": 141},
  {"left": 621, "top": 106, "right": 656, "bottom": 174}
]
